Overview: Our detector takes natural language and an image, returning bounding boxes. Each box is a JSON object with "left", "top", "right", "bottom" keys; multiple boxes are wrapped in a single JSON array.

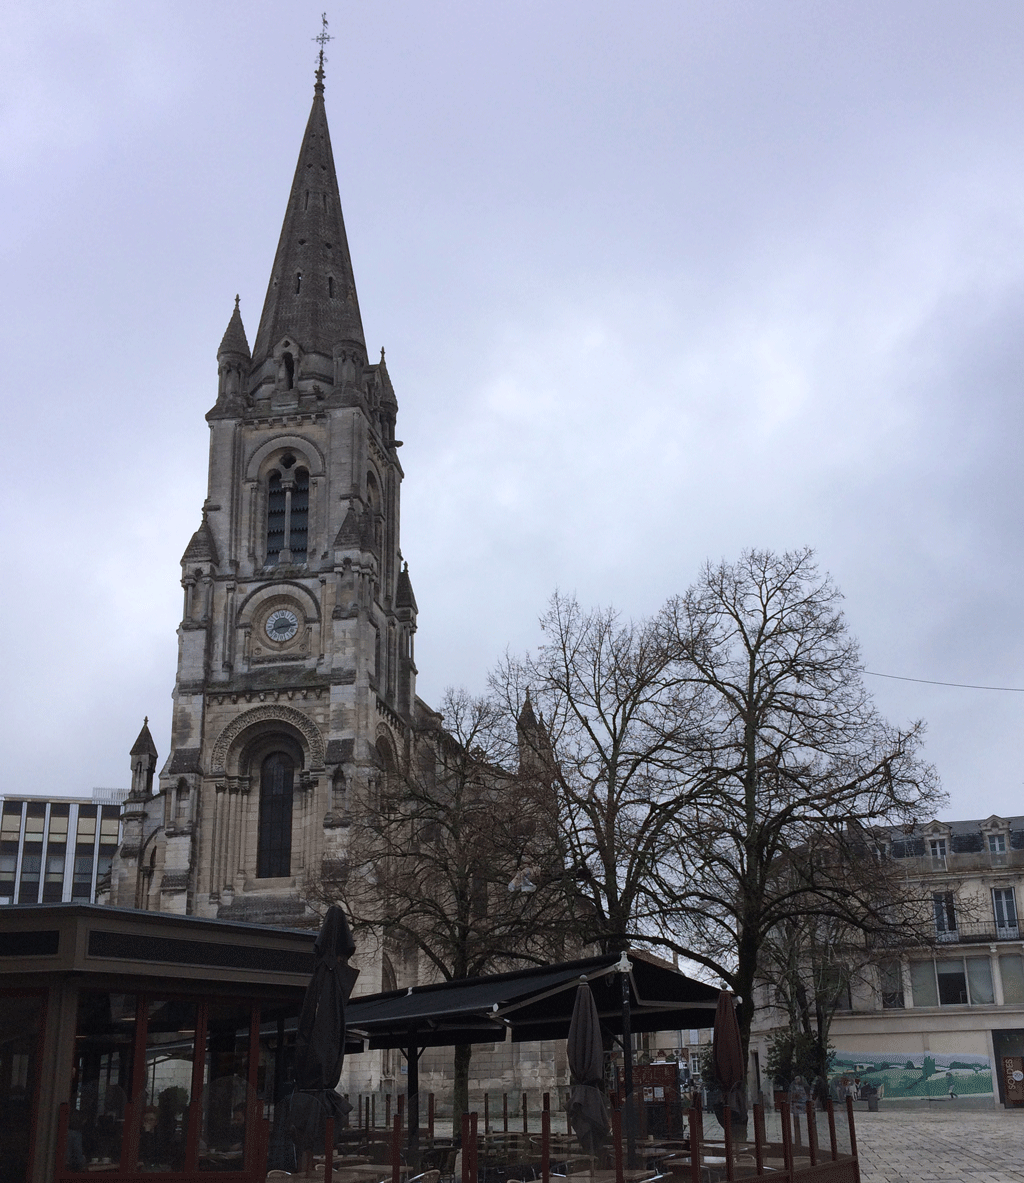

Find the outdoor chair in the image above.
[{"left": 405, "top": 1171, "right": 440, "bottom": 1183}]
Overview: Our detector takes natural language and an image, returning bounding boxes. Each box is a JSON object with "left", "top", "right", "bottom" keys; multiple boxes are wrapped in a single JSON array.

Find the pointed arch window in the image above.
[
  {"left": 265, "top": 459, "right": 310, "bottom": 565},
  {"left": 257, "top": 752, "right": 294, "bottom": 878}
]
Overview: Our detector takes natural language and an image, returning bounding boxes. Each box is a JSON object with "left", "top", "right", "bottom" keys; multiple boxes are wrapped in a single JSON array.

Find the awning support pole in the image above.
[
  {"left": 407, "top": 1036, "right": 421, "bottom": 1168},
  {"left": 618, "top": 952, "right": 637, "bottom": 1169}
]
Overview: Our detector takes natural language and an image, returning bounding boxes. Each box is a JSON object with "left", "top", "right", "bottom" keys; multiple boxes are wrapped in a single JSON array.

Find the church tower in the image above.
[{"left": 109, "top": 64, "right": 420, "bottom": 927}]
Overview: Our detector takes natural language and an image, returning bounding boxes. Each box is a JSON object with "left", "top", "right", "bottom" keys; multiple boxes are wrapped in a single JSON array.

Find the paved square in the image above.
[{"left": 855, "top": 1105, "right": 1024, "bottom": 1183}]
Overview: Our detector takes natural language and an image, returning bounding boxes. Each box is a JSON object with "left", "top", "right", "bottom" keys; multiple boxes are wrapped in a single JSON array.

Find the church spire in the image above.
[{"left": 250, "top": 62, "right": 365, "bottom": 375}]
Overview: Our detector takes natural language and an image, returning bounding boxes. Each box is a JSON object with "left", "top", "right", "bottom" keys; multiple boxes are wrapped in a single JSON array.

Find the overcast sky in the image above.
[{"left": 4, "top": 1, "right": 1024, "bottom": 821}]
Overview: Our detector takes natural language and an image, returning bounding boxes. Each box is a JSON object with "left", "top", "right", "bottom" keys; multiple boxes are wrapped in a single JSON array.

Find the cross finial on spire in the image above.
[
  {"left": 144, "top": 716, "right": 149, "bottom": 726},
  {"left": 314, "top": 12, "right": 332, "bottom": 92}
]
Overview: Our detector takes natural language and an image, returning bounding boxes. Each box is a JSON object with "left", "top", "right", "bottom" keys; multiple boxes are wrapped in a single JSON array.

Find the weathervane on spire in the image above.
[{"left": 314, "top": 13, "right": 332, "bottom": 90}]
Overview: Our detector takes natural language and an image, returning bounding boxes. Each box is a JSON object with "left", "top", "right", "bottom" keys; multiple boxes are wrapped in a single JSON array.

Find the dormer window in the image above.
[
  {"left": 929, "top": 838, "right": 947, "bottom": 867},
  {"left": 265, "top": 459, "right": 310, "bottom": 566},
  {"left": 989, "top": 834, "right": 1007, "bottom": 854}
]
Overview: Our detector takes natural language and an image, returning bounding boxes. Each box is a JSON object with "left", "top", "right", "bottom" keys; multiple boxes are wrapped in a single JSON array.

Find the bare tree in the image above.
[
  {"left": 491, "top": 592, "right": 699, "bottom": 955},
  {"left": 314, "top": 688, "right": 570, "bottom": 1125},
  {"left": 656, "top": 548, "right": 945, "bottom": 1057}
]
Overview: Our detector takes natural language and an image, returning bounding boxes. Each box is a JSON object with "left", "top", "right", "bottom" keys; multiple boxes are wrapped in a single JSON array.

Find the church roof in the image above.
[
  {"left": 218, "top": 296, "right": 251, "bottom": 360},
  {"left": 181, "top": 515, "right": 219, "bottom": 566},
  {"left": 251, "top": 79, "right": 365, "bottom": 368},
  {"left": 517, "top": 689, "right": 538, "bottom": 730},
  {"left": 130, "top": 719, "right": 158, "bottom": 759}
]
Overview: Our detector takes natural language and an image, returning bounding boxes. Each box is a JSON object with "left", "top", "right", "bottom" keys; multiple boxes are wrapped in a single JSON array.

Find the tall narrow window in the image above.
[
  {"left": 994, "top": 887, "right": 1018, "bottom": 936},
  {"left": 257, "top": 752, "right": 294, "bottom": 878},
  {"left": 294, "top": 272, "right": 302, "bottom": 295},
  {"left": 289, "top": 468, "right": 309, "bottom": 562},
  {"left": 328, "top": 276, "right": 334, "bottom": 298},
  {"left": 933, "top": 891, "right": 957, "bottom": 939},
  {"left": 282, "top": 350, "right": 295, "bottom": 388},
  {"left": 879, "top": 960, "right": 905, "bottom": 1008},
  {"left": 266, "top": 473, "right": 285, "bottom": 564}
]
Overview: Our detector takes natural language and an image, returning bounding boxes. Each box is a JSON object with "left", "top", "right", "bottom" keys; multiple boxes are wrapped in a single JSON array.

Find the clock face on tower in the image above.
[{"left": 265, "top": 608, "right": 299, "bottom": 643}]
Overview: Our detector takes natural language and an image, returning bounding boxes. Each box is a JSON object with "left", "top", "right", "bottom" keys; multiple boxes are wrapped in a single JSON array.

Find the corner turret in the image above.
[
  {"left": 213, "top": 296, "right": 251, "bottom": 413},
  {"left": 129, "top": 718, "right": 158, "bottom": 800}
]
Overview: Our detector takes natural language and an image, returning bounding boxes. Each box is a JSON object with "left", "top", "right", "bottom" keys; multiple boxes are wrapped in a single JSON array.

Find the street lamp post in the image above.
[{"left": 616, "top": 951, "right": 638, "bottom": 1168}]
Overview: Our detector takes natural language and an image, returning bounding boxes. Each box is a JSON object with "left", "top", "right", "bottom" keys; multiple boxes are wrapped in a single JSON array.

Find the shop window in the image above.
[
  {"left": 258, "top": 1002, "right": 301, "bottom": 1171},
  {"left": 1000, "top": 954, "right": 1024, "bottom": 1005},
  {"left": 136, "top": 999, "right": 198, "bottom": 1172},
  {"left": 199, "top": 1003, "right": 254, "bottom": 1173},
  {"left": 0, "top": 994, "right": 45, "bottom": 1183},
  {"left": 68, "top": 992, "right": 138, "bottom": 1169}
]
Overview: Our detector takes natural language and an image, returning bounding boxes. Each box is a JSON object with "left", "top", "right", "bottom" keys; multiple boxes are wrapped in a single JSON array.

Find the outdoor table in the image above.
[
  {"left": 330, "top": 1164, "right": 405, "bottom": 1182},
  {"left": 562, "top": 1170, "right": 656, "bottom": 1183}
]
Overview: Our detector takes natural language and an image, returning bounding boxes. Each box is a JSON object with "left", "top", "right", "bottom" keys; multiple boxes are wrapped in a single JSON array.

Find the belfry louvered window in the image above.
[
  {"left": 266, "top": 473, "right": 286, "bottom": 563},
  {"left": 265, "top": 457, "right": 309, "bottom": 565},
  {"left": 289, "top": 468, "right": 309, "bottom": 561},
  {"left": 257, "top": 752, "right": 294, "bottom": 878}
]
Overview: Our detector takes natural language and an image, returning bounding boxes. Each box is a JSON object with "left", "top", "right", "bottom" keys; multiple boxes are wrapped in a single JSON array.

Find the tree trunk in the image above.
[{"left": 453, "top": 1043, "right": 473, "bottom": 1138}]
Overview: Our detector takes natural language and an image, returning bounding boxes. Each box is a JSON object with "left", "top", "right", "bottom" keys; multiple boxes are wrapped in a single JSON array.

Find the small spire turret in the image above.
[
  {"left": 129, "top": 718, "right": 158, "bottom": 800},
  {"left": 218, "top": 296, "right": 250, "bottom": 362}
]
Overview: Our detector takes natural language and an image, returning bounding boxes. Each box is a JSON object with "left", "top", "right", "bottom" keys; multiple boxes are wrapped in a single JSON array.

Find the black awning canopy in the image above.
[{"left": 344, "top": 950, "right": 720, "bottom": 1051}]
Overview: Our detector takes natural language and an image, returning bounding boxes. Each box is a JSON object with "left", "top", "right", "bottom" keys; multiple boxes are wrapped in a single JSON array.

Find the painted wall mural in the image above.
[{"left": 829, "top": 1050, "right": 993, "bottom": 1099}]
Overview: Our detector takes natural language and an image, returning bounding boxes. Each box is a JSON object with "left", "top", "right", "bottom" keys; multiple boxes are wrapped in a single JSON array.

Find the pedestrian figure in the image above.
[{"left": 946, "top": 1070, "right": 956, "bottom": 1100}]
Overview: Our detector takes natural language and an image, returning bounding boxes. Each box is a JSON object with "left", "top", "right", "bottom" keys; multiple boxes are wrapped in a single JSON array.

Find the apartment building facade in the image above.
[{"left": 751, "top": 814, "right": 1024, "bottom": 1108}]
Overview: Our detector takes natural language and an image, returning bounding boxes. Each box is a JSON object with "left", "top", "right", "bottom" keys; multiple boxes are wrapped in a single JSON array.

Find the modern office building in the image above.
[{"left": 0, "top": 791, "right": 125, "bottom": 905}]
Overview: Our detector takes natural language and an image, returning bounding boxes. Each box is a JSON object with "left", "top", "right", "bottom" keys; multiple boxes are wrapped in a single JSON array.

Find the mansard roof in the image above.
[{"left": 251, "top": 81, "right": 365, "bottom": 369}]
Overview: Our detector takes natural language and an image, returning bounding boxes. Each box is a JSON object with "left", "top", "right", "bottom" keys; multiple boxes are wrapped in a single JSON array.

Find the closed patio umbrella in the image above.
[
  {"left": 287, "top": 905, "right": 359, "bottom": 1151},
  {"left": 711, "top": 990, "right": 746, "bottom": 1133},
  {"left": 567, "top": 982, "right": 610, "bottom": 1155}
]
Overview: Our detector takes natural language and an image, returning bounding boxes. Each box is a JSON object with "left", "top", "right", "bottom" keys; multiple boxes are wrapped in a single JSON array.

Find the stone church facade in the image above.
[{"left": 108, "top": 70, "right": 427, "bottom": 963}]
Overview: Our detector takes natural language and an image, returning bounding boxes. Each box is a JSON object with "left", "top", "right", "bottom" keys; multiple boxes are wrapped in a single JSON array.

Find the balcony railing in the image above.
[{"left": 934, "top": 920, "right": 1021, "bottom": 944}]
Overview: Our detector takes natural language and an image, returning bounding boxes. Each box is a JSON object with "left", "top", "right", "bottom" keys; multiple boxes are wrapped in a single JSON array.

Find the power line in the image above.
[{"left": 864, "top": 670, "right": 1024, "bottom": 693}]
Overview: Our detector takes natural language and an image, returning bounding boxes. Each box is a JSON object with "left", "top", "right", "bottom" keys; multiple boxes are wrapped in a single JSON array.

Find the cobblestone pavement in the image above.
[{"left": 855, "top": 1105, "right": 1024, "bottom": 1183}]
